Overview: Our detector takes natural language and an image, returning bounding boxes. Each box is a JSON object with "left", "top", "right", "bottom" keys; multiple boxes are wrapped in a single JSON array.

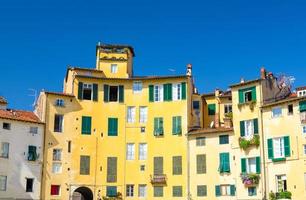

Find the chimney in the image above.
[
  {"left": 215, "top": 88, "right": 220, "bottom": 97},
  {"left": 186, "top": 64, "right": 192, "bottom": 76},
  {"left": 240, "top": 78, "right": 245, "bottom": 83},
  {"left": 260, "top": 67, "right": 266, "bottom": 79}
]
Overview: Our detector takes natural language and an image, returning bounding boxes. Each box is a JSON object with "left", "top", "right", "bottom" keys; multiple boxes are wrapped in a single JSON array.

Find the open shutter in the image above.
[
  {"left": 238, "top": 89, "right": 244, "bottom": 103},
  {"left": 284, "top": 136, "right": 290, "bottom": 157},
  {"left": 177, "top": 116, "right": 182, "bottom": 134},
  {"left": 240, "top": 121, "right": 245, "bottom": 137},
  {"left": 230, "top": 185, "right": 236, "bottom": 196},
  {"left": 82, "top": 116, "right": 91, "bottom": 135},
  {"left": 78, "top": 82, "right": 83, "bottom": 100},
  {"left": 92, "top": 84, "right": 98, "bottom": 101},
  {"left": 251, "top": 87, "right": 257, "bottom": 101},
  {"left": 253, "top": 118, "right": 259, "bottom": 134},
  {"left": 154, "top": 118, "right": 158, "bottom": 135},
  {"left": 181, "top": 82, "right": 186, "bottom": 100},
  {"left": 256, "top": 156, "right": 261, "bottom": 173},
  {"left": 104, "top": 84, "right": 109, "bottom": 102},
  {"left": 172, "top": 156, "right": 182, "bottom": 175},
  {"left": 300, "top": 101, "right": 306, "bottom": 112},
  {"left": 119, "top": 85, "right": 124, "bottom": 103},
  {"left": 163, "top": 84, "right": 168, "bottom": 101},
  {"left": 168, "top": 84, "right": 172, "bottom": 101},
  {"left": 149, "top": 85, "right": 154, "bottom": 102},
  {"left": 224, "top": 153, "right": 230, "bottom": 172},
  {"left": 241, "top": 158, "right": 246, "bottom": 173},
  {"left": 215, "top": 185, "right": 221, "bottom": 197},
  {"left": 267, "top": 139, "right": 274, "bottom": 159}
]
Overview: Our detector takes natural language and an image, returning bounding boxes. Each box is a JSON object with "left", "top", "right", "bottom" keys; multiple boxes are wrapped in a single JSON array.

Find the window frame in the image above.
[
  {"left": 273, "top": 137, "right": 285, "bottom": 159},
  {"left": 55, "top": 99, "right": 65, "bottom": 107},
  {"left": 0, "top": 142, "right": 9, "bottom": 158},
  {"left": 126, "top": 143, "right": 135, "bottom": 160},
  {"left": 126, "top": 184, "right": 134, "bottom": 197},
  {"left": 138, "top": 184, "right": 147, "bottom": 198},
  {"left": 288, "top": 104, "right": 293, "bottom": 115},
  {"left": 54, "top": 114, "right": 64, "bottom": 133},
  {"left": 133, "top": 81, "right": 143, "bottom": 94},
  {"left": 3, "top": 122, "right": 11, "bottom": 130},
  {"left": 127, "top": 106, "right": 136, "bottom": 123},
  {"left": 248, "top": 187, "right": 257, "bottom": 196},
  {"left": 26, "top": 178, "right": 34, "bottom": 192},
  {"left": 82, "top": 83, "right": 93, "bottom": 100},
  {"left": 0, "top": 175, "right": 7, "bottom": 191},
  {"left": 110, "top": 64, "right": 118, "bottom": 73},
  {"left": 139, "top": 143, "right": 147, "bottom": 160},
  {"left": 224, "top": 104, "right": 232, "bottom": 114},
  {"left": 244, "top": 119, "right": 254, "bottom": 138},
  {"left": 153, "top": 186, "right": 163, "bottom": 197},
  {"left": 50, "top": 185, "right": 61, "bottom": 196},
  {"left": 272, "top": 107, "right": 282, "bottom": 118},
  {"left": 244, "top": 90, "right": 253, "bottom": 103},
  {"left": 276, "top": 175, "right": 287, "bottom": 192},
  {"left": 29, "top": 126, "right": 38, "bottom": 134},
  {"left": 196, "top": 137, "right": 206, "bottom": 146},
  {"left": 139, "top": 106, "right": 148, "bottom": 123},
  {"left": 154, "top": 85, "right": 163, "bottom": 102},
  {"left": 219, "top": 135, "right": 229, "bottom": 145},
  {"left": 220, "top": 184, "right": 231, "bottom": 196}
]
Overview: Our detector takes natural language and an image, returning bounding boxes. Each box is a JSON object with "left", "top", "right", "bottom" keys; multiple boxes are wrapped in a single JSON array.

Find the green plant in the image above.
[
  {"left": 102, "top": 192, "right": 123, "bottom": 200},
  {"left": 224, "top": 112, "right": 233, "bottom": 119},
  {"left": 269, "top": 191, "right": 276, "bottom": 200},
  {"left": 239, "top": 135, "right": 260, "bottom": 150},
  {"left": 277, "top": 191, "right": 292, "bottom": 199}
]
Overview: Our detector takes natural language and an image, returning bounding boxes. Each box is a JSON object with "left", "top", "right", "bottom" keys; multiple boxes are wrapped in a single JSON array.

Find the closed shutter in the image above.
[
  {"left": 215, "top": 185, "right": 221, "bottom": 197},
  {"left": 172, "top": 116, "right": 182, "bottom": 135},
  {"left": 108, "top": 118, "right": 118, "bottom": 136},
  {"left": 238, "top": 89, "right": 244, "bottom": 103},
  {"left": 256, "top": 157, "right": 261, "bottom": 173},
  {"left": 197, "top": 185, "right": 207, "bottom": 197},
  {"left": 163, "top": 84, "right": 168, "bottom": 101},
  {"left": 172, "top": 156, "right": 182, "bottom": 175},
  {"left": 104, "top": 84, "right": 109, "bottom": 102},
  {"left": 107, "top": 157, "right": 117, "bottom": 182},
  {"left": 208, "top": 104, "right": 216, "bottom": 115},
  {"left": 181, "top": 82, "right": 186, "bottom": 100},
  {"left": 267, "top": 139, "right": 274, "bottom": 159},
  {"left": 196, "top": 154, "right": 206, "bottom": 174},
  {"left": 107, "top": 186, "right": 117, "bottom": 197},
  {"left": 241, "top": 158, "right": 246, "bottom": 173},
  {"left": 253, "top": 118, "right": 259, "bottom": 134},
  {"left": 92, "top": 84, "right": 98, "bottom": 101},
  {"left": 219, "top": 153, "right": 230, "bottom": 173},
  {"left": 300, "top": 101, "right": 306, "bottom": 112},
  {"left": 168, "top": 84, "right": 172, "bottom": 101},
  {"left": 240, "top": 121, "right": 245, "bottom": 137},
  {"left": 28, "top": 146, "right": 37, "bottom": 161},
  {"left": 251, "top": 87, "right": 257, "bottom": 101},
  {"left": 119, "top": 85, "right": 124, "bottom": 103},
  {"left": 154, "top": 118, "right": 163, "bottom": 136},
  {"left": 80, "top": 155, "right": 90, "bottom": 175},
  {"left": 154, "top": 157, "right": 163, "bottom": 175},
  {"left": 78, "top": 82, "right": 83, "bottom": 100},
  {"left": 172, "top": 186, "right": 182, "bottom": 197},
  {"left": 81, "top": 116, "right": 92, "bottom": 135},
  {"left": 149, "top": 85, "right": 154, "bottom": 102},
  {"left": 284, "top": 136, "right": 290, "bottom": 157},
  {"left": 230, "top": 185, "right": 236, "bottom": 196}
]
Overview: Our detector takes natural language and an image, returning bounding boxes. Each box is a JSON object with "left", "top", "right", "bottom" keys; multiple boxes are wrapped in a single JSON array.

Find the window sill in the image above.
[{"left": 272, "top": 157, "right": 286, "bottom": 162}]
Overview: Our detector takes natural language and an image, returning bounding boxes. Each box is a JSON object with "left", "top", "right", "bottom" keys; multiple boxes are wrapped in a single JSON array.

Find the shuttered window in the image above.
[
  {"left": 181, "top": 82, "right": 186, "bottom": 100},
  {"left": 118, "top": 85, "right": 124, "bottom": 102},
  {"left": 154, "top": 117, "right": 164, "bottom": 136},
  {"left": 240, "top": 118, "right": 258, "bottom": 137},
  {"left": 196, "top": 154, "right": 206, "bottom": 174},
  {"left": 108, "top": 118, "right": 118, "bottom": 136},
  {"left": 149, "top": 85, "right": 154, "bottom": 102},
  {"left": 268, "top": 136, "right": 290, "bottom": 162},
  {"left": 80, "top": 155, "right": 90, "bottom": 175},
  {"left": 172, "top": 186, "right": 182, "bottom": 197},
  {"left": 219, "top": 135, "right": 229, "bottom": 144},
  {"left": 241, "top": 157, "right": 260, "bottom": 174},
  {"left": 300, "top": 101, "right": 306, "bottom": 112},
  {"left": 107, "top": 157, "right": 117, "bottom": 182},
  {"left": 197, "top": 185, "right": 207, "bottom": 197},
  {"left": 104, "top": 84, "right": 109, "bottom": 102},
  {"left": 81, "top": 116, "right": 92, "bottom": 135},
  {"left": 238, "top": 86, "right": 257, "bottom": 103},
  {"left": 196, "top": 137, "right": 206, "bottom": 146},
  {"left": 172, "top": 116, "right": 182, "bottom": 135},
  {"left": 154, "top": 157, "right": 163, "bottom": 175},
  {"left": 219, "top": 153, "right": 230, "bottom": 173},
  {"left": 172, "top": 156, "right": 182, "bottom": 175},
  {"left": 163, "top": 83, "right": 172, "bottom": 101},
  {"left": 106, "top": 186, "right": 117, "bottom": 197},
  {"left": 154, "top": 186, "right": 163, "bottom": 197},
  {"left": 208, "top": 104, "right": 216, "bottom": 115},
  {"left": 28, "top": 145, "right": 37, "bottom": 161}
]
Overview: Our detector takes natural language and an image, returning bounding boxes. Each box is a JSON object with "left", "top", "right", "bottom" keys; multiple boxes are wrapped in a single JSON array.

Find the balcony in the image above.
[{"left": 150, "top": 174, "right": 167, "bottom": 184}]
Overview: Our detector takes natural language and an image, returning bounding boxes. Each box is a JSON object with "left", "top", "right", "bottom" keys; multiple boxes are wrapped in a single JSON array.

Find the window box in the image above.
[
  {"left": 241, "top": 173, "right": 260, "bottom": 187},
  {"left": 239, "top": 135, "right": 260, "bottom": 150}
]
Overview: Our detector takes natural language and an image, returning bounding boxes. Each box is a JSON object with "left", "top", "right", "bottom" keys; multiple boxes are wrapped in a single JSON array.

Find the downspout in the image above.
[
  {"left": 187, "top": 77, "right": 191, "bottom": 200},
  {"left": 94, "top": 136, "right": 98, "bottom": 199},
  {"left": 40, "top": 93, "right": 48, "bottom": 200}
]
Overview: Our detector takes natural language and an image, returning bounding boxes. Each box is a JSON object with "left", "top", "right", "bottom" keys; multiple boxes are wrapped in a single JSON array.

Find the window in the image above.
[
  {"left": 30, "top": 127, "right": 38, "bottom": 134},
  {"left": 172, "top": 116, "right": 182, "bottom": 135},
  {"left": 126, "top": 143, "right": 135, "bottom": 160},
  {"left": 245, "top": 157, "right": 257, "bottom": 173},
  {"left": 276, "top": 175, "right": 287, "bottom": 192},
  {"left": 172, "top": 156, "right": 182, "bottom": 175},
  {"left": 107, "top": 157, "right": 117, "bottom": 182},
  {"left": 55, "top": 99, "right": 65, "bottom": 107},
  {"left": 80, "top": 155, "right": 90, "bottom": 175},
  {"left": 268, "top": 136, "right": 290, "bottom": 161},
  {"left": 248, "top": 187, "right": 257, "bottom": 196},
  {"left": 138, "top": 184, "right": 147, "bottom": 197},
  {"left": 53, "top": 149, "right": 62, "bottom": 161},
  {"left": 197, "top": 185, "right": 207, "bottom": 197},
  {"left": 68, "top": 141, "right": 71, "bottom": 153},
  {"left": 3, "top": 122, "right": 10, "bottom": 130},
  {"left": 208, "top": 104, "right": 216, "bottom": 115},
  {"left": 140, "top": 126, "right": 145, "bottom": 133},
  {"left": 52, "top": 163, "right": 62, "bottom": 174},
  {"left": 154, "top": 85, "right": 163, "bottom": 102},
  {"left": 111, "top": 64, "right": 118, "bottom": 73},
  {"left": 126, "top": 185, "right": 134, "bottom": 197},
  {"left": 154, "top": 117, "right": 164, "bottom": 136},
  {"left": 219, "top": 135, "right": 229, "bottom": 144},
  {"left": 0, "top": 142, "right": 9, "bottom": 158},
  {"left": 304, "top": 145, "right": 306, "bottom": 155},
  {"left": 196, "top": 137, "right": 205, "bottom": 146},
  {"left": 196, "top": 154, "right": 206, "bottom": 174},
  {"left": 104, "top": 85, "right": 124, "bottom": 103},
  {"left": 28, "top": 145, "right": 38, "bottom": 161},
  {"left": 172, "top": 186, "right": 182, "bottom": 197},
  {"left": 0, "top": 175, "right": 7, "bottom": 191},
  {"left": 106, "top": 186, "right": 117, "bottom": 197},
  {"left": 219, "top": 153, "right": 230, "bottom": 173},
  {"left": 26, "top": 178, "right": 34, "bottom": 192},
  {"left": 133, "top": 81, "right": 142, "bottom": 93},
  {"left": 50, "top": 185, "right": 60, "bottom": 195},
  {"left": 173, "top": 83, "right": 182, "bottom": 100},
  {"left": 127, "top": 107, "right": 136, "bottom": 123},
  {"left": 52, "top": 149, "right": 62, "bottom": 173},
  {"left": 154, "top": 157, "right": 163, "bottom": 175},
  {"left": 303, "top": 126, "right": 306, "bottom": 134},
  {"left": 108, "top": 118, "right": 118, "bottom": 136},
  {"left": 239, "top": 86, "right": 256, "bottom": 103},
  {"left": 140, "top": 165, "right": 145, "bottom": 171},
  {"left": 273, "top": 137, "right": 285, "bottom": 159},
  {"left": 81, "top": 116, "right": 92, "bottom": 135},
  {"left": 193, "top": 101, "right": 200, "bottom": 110},
  {"left": 216, "top": 185, "right": 235, "bottom": 196},
  {"left": 82, "top": 83, "right": 93, "bottom": 100},
  {"left": 54, "top": 114, "right": 63, "bottom": 132},
  {"left": 240, "top": 119, "right": 259, "bottom": 138},
  {"left": 139, "top": 107, "right": 148, "bottom": 123},
  {"left": 288, "top": 104, "right": 293, "bottom": 115},
  {"left": 154, "top": 186, "right": 163, "bottom": 197},
  {"left": 109, "top": 86, "right": 118, "bottom": 102},
  {"left": 224, "top": 104, "right": 232, "bottom": 114},
  {"left": 244, "top": 90, "right": 253, "bottom": 102},
  {"left": 139, "top": 143, "right": 147, "bottom": 160},
  {"left": 272, "top": 107, "right": 282, "bottom": 118}
]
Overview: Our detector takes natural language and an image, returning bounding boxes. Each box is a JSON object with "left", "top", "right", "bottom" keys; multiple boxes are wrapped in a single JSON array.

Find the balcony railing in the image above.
[{"left": 150, "top": 174, "right": 167, "bottom": 184}]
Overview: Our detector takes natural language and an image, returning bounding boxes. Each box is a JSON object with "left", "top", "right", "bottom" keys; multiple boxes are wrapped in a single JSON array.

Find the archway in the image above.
[{"left": 72, "top": 187, "right": 93, "bottom": 200}]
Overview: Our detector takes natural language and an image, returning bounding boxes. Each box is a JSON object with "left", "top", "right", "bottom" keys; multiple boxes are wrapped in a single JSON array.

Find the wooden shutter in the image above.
[
  {"left": 230, "top": 185, "right": 236, "bottom": 196},
  {"left": 92, "top": 83, "right": 98, "bottom": 101},
  {"left": 78, "top": 82, "right": 83, "bottom": 100},
  {"left": 253, "top": 118, "right": 259, "bottom": 134},
  {"left": 149, "top": 85, "right": 154, "bottom": 102},
  {"left": 267, "top": 139, "right": 274, "bottom": 159},
  {"left": 181, "top": 82, "right": 186, "bottom": 100},
  {"left": 108, "top": 118, "right": 118, "bottom": 136},
  {"left": 251, "top": 86, "right": 257, "bottom": 101},
  {"left": 197, "top": 154, "right": 206, "bottom": 174},
  {"left": 256, "top": 156, "right": 261, "bottom": 173},
  {"left": 241, "top": 158, "right": 246, "bottom": 173},
  {"left": 172, "top": 156, "right": 182, "bottom": 175},
  {"left": 107, "top": 157, "right": 117, "bottom": 182},
  {"left": 215, "top": 185, "right": 221, "bottom": 197},
  {"left": 224, "top": 153, "right": 230, "bottom": 172},
  {"left": 163, "top": 84, "right": 168, "bottom": 101},
  {"left": 208, "top": 104, "right": 216, "bottom": 115},
  {"left": 104, "top": 84, "right": 109, "bottom": 102},
  {"left": 154, "top": 118, "right": 158, "bottom": 136},
  {"left": 240, "top": 121, "right": 245, "bottom": 137},
  {"left": 284, "top": 136, "right": 291, "bottom": 157},
  {"left": 173, "top": 186, "right": 182, "bottom": 197},
  {"left": 81, "top": 116, "right": 91, "bottom": 135},
  {"left": 172, "top": 117, "right": 177, "bottom": 134},
  {"left": 238, "top": 89, "right": 244, "bottom": 103},
  {"left": 154, "top": 157, "right": 163, "bottom": 175},
  {"left": 119, "top": 85, "right": 124, "bottom": 103},
  {"left": 177, "top": 116, "right": 182, "bottom": 134},
  {"left": 300, "top": 101, "right": 306, "bottom": 112},
  {"left": 168, "top": 84, "right": 172, "bottom": 101}
]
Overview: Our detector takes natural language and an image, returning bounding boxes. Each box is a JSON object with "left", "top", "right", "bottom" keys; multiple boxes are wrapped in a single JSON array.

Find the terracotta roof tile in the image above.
[{"left": 0, "top": 109, "right": 43, "bottom": 124}]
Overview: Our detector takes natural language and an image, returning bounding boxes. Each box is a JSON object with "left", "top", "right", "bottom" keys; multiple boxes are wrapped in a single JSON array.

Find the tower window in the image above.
[
  {"left": 109, "top": 86, "right": 118, "bottom": 102},
  {"left": 111, "top": 64, "right": 118, "bottom": 73}
]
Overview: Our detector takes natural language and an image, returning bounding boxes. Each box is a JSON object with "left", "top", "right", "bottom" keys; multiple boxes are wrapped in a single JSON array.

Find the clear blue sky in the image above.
[{"left": 1, "top": 0, "right": 306, "bottom": 110}]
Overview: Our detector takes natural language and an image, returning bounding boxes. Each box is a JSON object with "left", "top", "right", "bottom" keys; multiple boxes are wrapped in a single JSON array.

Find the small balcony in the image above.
[{"left": 150, "top": 174, "right": 167, "bottom": 184}]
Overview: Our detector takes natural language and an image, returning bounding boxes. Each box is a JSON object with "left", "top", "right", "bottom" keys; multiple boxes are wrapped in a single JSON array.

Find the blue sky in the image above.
[{"left": 1, "top": 0, "right": 306, "bottom": 110}]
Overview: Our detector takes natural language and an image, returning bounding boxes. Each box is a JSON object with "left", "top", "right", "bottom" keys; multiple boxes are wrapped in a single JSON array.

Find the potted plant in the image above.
[
  {"left": 269, "top": 191, "right": 292, "bottom": 200},
  {"left": 241, "top": 173, "right": 260, "bottom": 186},
  {"left": 239, "top": 135, "right": 260, "bottom": 150}
]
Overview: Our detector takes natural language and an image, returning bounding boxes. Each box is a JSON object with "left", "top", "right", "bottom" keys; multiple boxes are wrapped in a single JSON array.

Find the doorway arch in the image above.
[{"left": 72, "top": 187, "right": 93, "bottom": 200}]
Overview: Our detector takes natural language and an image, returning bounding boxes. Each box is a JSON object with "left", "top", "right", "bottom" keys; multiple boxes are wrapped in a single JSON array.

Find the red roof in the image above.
[
  {"left": 297, "top": 86, "right": 306, "bottom": 91},
  {"left": 0, "top": 109, "right": 43, "bottom": 124}
]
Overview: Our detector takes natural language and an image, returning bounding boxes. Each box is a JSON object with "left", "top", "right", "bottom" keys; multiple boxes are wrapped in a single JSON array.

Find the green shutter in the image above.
[
  {"left": 256, "top": 156, "right": 261, "bottom": 173},
  {"left": 107, "top": 186, "right": 117, "bottom": 197},
  {"left": 78, "top": 82, "right": 83, "bottom": 100},
  {"left": 154, "top": 157, "right": 163, "bottom": 175},
  {"left": 253, "top": 118, "right": 259, "bottom": 134},
  {"left": 238, "top": 89, "right": 244, "bottom": 103},
  {"left": 241, "top": 158, "right": 246, "bottom": 173},
  {"left": 163, "top": 84, "right": 168, "bottom": 101},
  {"left": 81, "top": 116, "right": 91, "bottom": 135},
  {"left": 230, "top": 185, "right": 236, "bottom": 196},
  {"left": 149, "top": 85, "right": 154, "bottom": 102},
  {"left": 168, "top": 84, "right": 172, "bottom": 101},
  {"left": 104, "top": 84, "right": 109, "bottom": 102},
  {"left": 118, "top": 85, "right": 124, "bottom": 103},
  {"left": 300, "top": 101, "right": 306, "bottom": 112},
  {"left": 108, "top": 118, "right": 118, "bottom": 136},
  {"left": 172, "top": 156, "right": 182, "bottom": 175},
  {"left": 107, "top": 157, "right": 117, "bottom": 182},
  {"left": 267, "top": 139, "right": 274, "bottom": 159},
  {"left": 208, "top": 104, "right": 216, "bottom": 115},
  {"left": 28, "top": 146, "right": 37, "bottom": 161},
  {"left": 177, "top": 116, "right": 181, "bottom": 134},
  {"left": 172, "top": 116, "right": 182, "bottom": 135},
  {"left": 154, "top": 117, "right": 164, "bottom": 136},
  {"left": 154, "top": 118, "right": 158, "bottom": 135},
  {"left": 251, "top": 87, "right": 257, "bottom": 101},
  {"left": 92, "top": 83, "right": 98, "bottom": 101},
  {"left": 215, "top": 185, "right": 221, "bottom": 197},
  {"left": 219, "top": 153, "right": 230, "bottom": 173},
  {"left": 181, "top": 82, "right": 186, "bottom": 100},
  {"left": 284, "top": 136, "right": 291, "bottom": 157},
  {"left": 240, "top": 121, "right": 245, "bottom": 137}
]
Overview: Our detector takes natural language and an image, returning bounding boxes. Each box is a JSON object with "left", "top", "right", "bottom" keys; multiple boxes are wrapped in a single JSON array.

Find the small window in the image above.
[
  {"left": 109, "top": 86, "right": 118, "bottom": 102},
  {"left": 272, "top": 107, "right": 282, "bottom": 118},
  {"left": 304, "top": 145, "right": 306, "bottom": 155},
  {"left": 28, "top": 146, "right": 38, "bottom": 161},
  {"left": 0, "top": 175, "right": 7, "bottom": 191},
  {"left": 220, "top": 185, "right": 231, "bottom": 196},
  {"left": 0, "top": 142, "right": 9, "bottom": 158},
  {"left": 273, "top": 137, "right": 285, "bottom": 159},
  {"left": 193, "top": 101, "right": 200, "bottom": 110},
  {"left": 80, "top": 155, "right": 90, "bottom": 175},
  {"left": 54, "top": 114, "right": 63, "bottom": 133},
  {"left": 197, "top": 185, "right": 207, "bottom": 197},
  {"left": 288, "top": 104, "right": 293, "bottom": 115},
  {"left": 126, "top": 143, "right": 135, "bottom": 160},
  {"left": 248, "top": 187, "right": 257, "bottom": 196},
  {"left": 3, "top": 122, "right": 11, "bottom": 130},
  {"left": 154, "top": 85, "right": 163, "bottom": 102},
  {"left": 172, "top": 186, "right": 182, "bottom": 197},
  {"left": 303, "top": 126, "right": 306, "bottom": 135},
  {"left": 154, "top": 186, "right": 163, "bottom": 197},
  {"left": 111, "top": 64, "right": 118, "bottom": 73},
  {"left": 224, "top": 104, "right": 232, "bottom": 114},
  {"left": 55, "top": 99, "right": 65, "bottom": 107},
  {"left": 26, "top": 178, "right": 34, "bottom": 192},
  {"left": 219, "top": 135, "right": 229, "bottom": 145},
  {"left": 140, "top": 126, "right": 146, "bottom": 133},
  {"left": 208, "top": 104, "right": 216, "bottom": 115},
  {"left": 276, "top": 175, "right": 287, "bottom": 192},
  {"left": 139, "top": 107, "right": 148, "bottom": 123},
  {"left": 30, "top": 127, "right": 38, "bottom": 134},
  {"left": 106, "top": 186, "right": 117, "bottom": 197},
  {"left": 127, "top": 107, "right": 136, "bottom": 123},
  {"left": 52, "top": 163, "right": 62, "bottom": 174},
  {"left": 82, "top": 83, "right": 93, "bottom": 100},
  {"left": 53, "top": 149, "right": 62, "bottom": 161},
  {"left": 196, "top": 137, "right": 206, "bottom": 146},
  {"left": 140, "top": 165, "right": 145, "bottom": 171},
  {"left": 126, "top": 184, "right": 134, "bottom": 197},
  {"left": 50, "top": 185, "right": 60, "bottom": 195},
  {"left": 138, "top": 184, "right": 147, "bottom": 197},
  {"left": 133, "top": 81, "right": 142, "bottom": 93},
  {"left": 139, "top": 143, "right": 147, "bottom": 160},
  {"left": 244, "top": 90, "right": 253, "bottom": 103}
]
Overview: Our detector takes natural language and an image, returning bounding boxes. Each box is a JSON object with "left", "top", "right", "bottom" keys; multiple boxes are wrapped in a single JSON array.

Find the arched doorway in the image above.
[{"left": 72, "top": 187, "right": 93, "bottom": 200}]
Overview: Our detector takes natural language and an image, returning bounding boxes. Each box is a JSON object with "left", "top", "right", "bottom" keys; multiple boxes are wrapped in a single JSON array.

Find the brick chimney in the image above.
[{"left": 260, "top": 67, "right": 266, "bottom": 79}]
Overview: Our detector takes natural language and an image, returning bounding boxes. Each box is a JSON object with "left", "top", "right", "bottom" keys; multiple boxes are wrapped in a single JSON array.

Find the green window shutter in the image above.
[
  {"left": 163, "top": 84, "right": 168, "bottom": 101},
  {"left": 267, "top": 139, "right": 274, "bottom": 159},
  {"left": 284, "top": 136, "right": 291, "bottom": 157},
  {"left": 78, "top": 82, "right": 83, "bottom": 100},
  {"left": 92, "top": 83, "right": 98, "bottom": 101},
  {"left": 256, "top": 156, "right": 261, "bottom": 174},
  {"left": 215, "top": 185, "right": 221, "bottom": 197},
  {"left": 219, "top": 153, "right": 230, "bottom": 173},
  {"left": 300, "top": 101, "right": 306, "bottom": 112},
  {"left": 172, "top": 186, "right": 182, "bottom": 197},
  {"left": 208, "top": 104, "right": 216, "bottom": 115},
  {"left": 241, "top": 158, "right": 246, "bottom": 173},
  {"left": 154, "top": 157, "right": 163, "bottom": 175},
  {"left": 108, "top": 118, "right": 118, "bottom": 136},
  {"left": 251, "top": 86, "right": 257, "bottom": 101},
  {"left": 230, "top": 185, "right": 236, "bottom": 196},
  {"left": 118, "top": 85, "right": 124, "bottom": 103},
  {"left": 172, "top": 117, "right": 177, "bottom": 134},
  {"left": 154, "top": 118, "right": 164, "bottom": 136},
  {"left": 196, "top": 154, "right": 206, "bottom": 174},
  {"left": 238, "top": 89, "right": 244, "bottom": 103},
  {"left": 172, "top": 116, "right": 182, "bottom": 135},
  {"left": 81, "top": 116, "right": 92, "bottom": 135},
  {"left": 107, "top": 157, "right": 117, "bottom": 182},
  {"left": 253, "top": 118, "right": 259, "bottom": 134},
  {"left": 107, "top": 186, "right": 117, "bottom": 197},
  {"left": 240, "top": 121, "right": 245, "bottom": 137},
  {"left": 181, "top": 82, "right": 186, "bottom": 100},
  {"left": 149, "top": 85, "right": 154, "bottom": 102},
  {"left": 168, "top": 84, "right": 172, "bottom": 101},
  {"left": 197, "top": 185, "right": 207, "bottom": 197},
  {"left": 28, "top": 145, "right": 37, "bottom": 161},
  {"left": 154, "top": 118, "right": 158, "bottom": 135},
  {"left": 104, "top": 84, "right": 109, "bottom": 102}
]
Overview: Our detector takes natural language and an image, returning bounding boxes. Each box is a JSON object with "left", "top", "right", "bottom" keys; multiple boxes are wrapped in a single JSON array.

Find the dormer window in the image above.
[{"left": 111, "top": 64, "right": 118, "bottom": 73}]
